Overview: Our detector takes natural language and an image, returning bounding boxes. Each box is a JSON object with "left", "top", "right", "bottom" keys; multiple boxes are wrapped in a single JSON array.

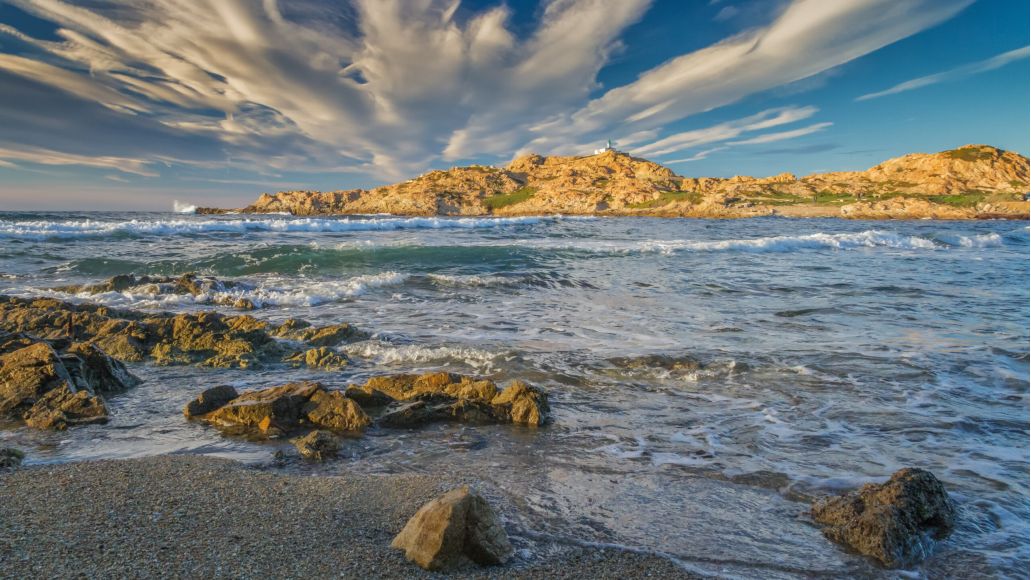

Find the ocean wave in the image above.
[
  {"left": 36, "top": 272, "right": 409, "bottom": 308},
  {"left": 341, "top": 340, "right": 502, "bottom": 371},
  {"left": 172, "top": 200, "right": 197, "bottom": 214},
  {"left": 0, "top": 215, "right": 548, "bottom": 239}
]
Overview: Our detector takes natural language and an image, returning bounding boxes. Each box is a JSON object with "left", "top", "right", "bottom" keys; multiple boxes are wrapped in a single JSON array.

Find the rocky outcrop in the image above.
[
  {"left": 0, "top": 295, "right": 364, "bottom": 370},
  {"left": 184, "top": 381, "right": 371, "bottom": 438},
  {"left": 184, "top": 373, "right": 548, "bottom": 440},
  {"left": 811, "top": 468, "right": 957, "bottom": 567},
  {"left": 200, "top": 145, "right": 1029, "bottom": 219},
  {"left": 292, "top": 430, "right": 341, "bottom": 461},
  {"left": 391, "top": 486, "right": 513, "bottom": 571},
  {"left": 355, "top": 372, "right": 550, "bottom": 428},
  {"left": 0, "top": 333, "right": 139, "bottom": 429}
]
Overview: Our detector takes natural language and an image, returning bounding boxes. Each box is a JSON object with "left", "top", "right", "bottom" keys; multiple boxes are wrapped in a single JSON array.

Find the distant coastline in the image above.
[{"left": 198, "top": 144, "right": 1030, "bottom": 221}]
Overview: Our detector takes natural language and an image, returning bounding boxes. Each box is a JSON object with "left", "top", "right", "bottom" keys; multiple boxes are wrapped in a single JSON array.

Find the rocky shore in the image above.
[{"left": 198, "top": 145, "right": 1030, "bottom": 220}]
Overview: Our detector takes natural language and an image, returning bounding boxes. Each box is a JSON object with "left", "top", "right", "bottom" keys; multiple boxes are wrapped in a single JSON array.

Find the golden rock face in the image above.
[{"left": 218, "top": 146, "right": 1030, "bottom": 219}]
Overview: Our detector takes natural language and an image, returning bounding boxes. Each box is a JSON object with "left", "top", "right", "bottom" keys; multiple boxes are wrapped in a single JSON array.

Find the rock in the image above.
[
  {"left": 292, "top": 430, "right": 341, "bottom": 460},
  {"left": 285, "top": 347, "right": 348, "bottom": 370},
  {"left": 365, "top": 372, "right": 496, "bottom": 401},
  {"left": 202, "top": 146, "right": 1028, "bottom": 220},
  {"left": 0, "top": 295, "right": 365, "bottom": 370},
  {"left": 0, "top": 337, "right": 137, "bottom": 429},
  {"left": 183, "top": 385, "right": 239, "bottom": 418},
  {"left": 608, "top": 353, "right": 702, "bottom": 373},
  {"left": 303, "top": 389, "right": 370, "bottom": 432},
  {"left": 391, "top": 486, "right": 513, "bottom": 571},
  {"left": 377, "top": 395, "right": 498, "bottom": 428},
  {"left": 811, "top": 468, "right": 957, "bottom": 567},
  {"left": 343, "top": 384, "right": 394, "bottom": 408},
  {"left": 204, "top": 382, "right": 321, "bottom": 434},
  {"left": 0, "top": 447, "right": 25, "bottom": 468},
  {"left": 491, "top": 381, "right": 549, "bottom": 426},
  {"left": 23, "top": 383, "right": 108, "bottom": 429}
]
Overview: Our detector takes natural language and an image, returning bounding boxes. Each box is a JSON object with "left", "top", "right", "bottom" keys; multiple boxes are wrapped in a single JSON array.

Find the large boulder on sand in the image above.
[
  {"left": 391, "top": 486, "right": 513, "bottom": 571},
  {"left": 811, "top": 468, "right": 957, "bottom": 567},
  {"left": 292, "top": 430, "right": 342, "bottom": 460}
]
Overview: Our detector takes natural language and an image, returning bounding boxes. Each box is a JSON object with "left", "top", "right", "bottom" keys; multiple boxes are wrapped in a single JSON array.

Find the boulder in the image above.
[
  {"left": 811, "top": 468, "right": 957, "bottom": 567},
  {"left": 343, "top": 384, "right": 394, "bottom": 408},
  {"left": 0, "top": 447, "right": 25, "bottom": 468},
  {"left": 204, "top": 382, "right": 321, "bottom": 432},
  {"left": 391, "top": 486, "right": 512, "bottom": 571},
  {"left": 303, "top": 389, "right": 370, "bottom": 432},
  {"left": 183, "top": 385, "right": 239, "bottom": 418},
  {"left": 23, "top": 384, "right": 108, "bottom": 429},
  {"left": 378, "top": 395, "right": 498, "bottom": 428},
  {"left": 292, "top": 430, "right": 342, "bottom": 460},
  {"left": 607, "top": 353, "right": 702, "bottom": 372},
  {"left": 491, "top": 381, "right": 549, "bottom": 426},
  {"left": 0, "top": 337, "right": 138, "bottom": 429}
]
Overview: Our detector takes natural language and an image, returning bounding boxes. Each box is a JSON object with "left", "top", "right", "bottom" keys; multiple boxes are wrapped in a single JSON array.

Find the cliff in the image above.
[{"left": 200, "top": 145, "right": 1030, "bottom": 219}]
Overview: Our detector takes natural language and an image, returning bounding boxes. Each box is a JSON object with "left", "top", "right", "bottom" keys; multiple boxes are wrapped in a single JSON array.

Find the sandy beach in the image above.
[{"left": 0, "top": 455, "right": 695, "bottom": 578}]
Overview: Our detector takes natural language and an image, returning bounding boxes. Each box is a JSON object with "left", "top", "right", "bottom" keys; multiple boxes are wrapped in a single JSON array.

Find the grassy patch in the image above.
[
  {"left": 628, "top": 191, "right": 703, "bottom": 209},
  {"left": 943, "top": 147, "right": 995, "bottom": 162},
  {"left": 484, "top": 186, "right": 537, "bottom": 210},
  {"left": 927, "top": 193, "right": 986, "bottom": 207}
]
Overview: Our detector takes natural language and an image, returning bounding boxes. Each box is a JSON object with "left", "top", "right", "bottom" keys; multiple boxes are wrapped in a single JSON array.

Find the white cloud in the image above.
[
  {"left": 665, "top": 147, "right": 729, "bottom": 164},
  {"left": 0, "top": 0, "right": 970, "bottom": 182},
  {"left": 0, "top": 146, "right": 157, "bottom": 176},
  {"left": 728, "top": 121, "right": 832, "bottom": 145},
  {"left": 856, "top": 45, "right": 1030, "bottom": 101},
  {"left": 634, "top": 106, "right": 818, "bottom": 157}
]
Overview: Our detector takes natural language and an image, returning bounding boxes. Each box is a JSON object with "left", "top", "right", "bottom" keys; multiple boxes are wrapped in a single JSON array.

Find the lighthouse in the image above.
[{"left": 593, "top": 139, "right": 615, "bottom": 155}]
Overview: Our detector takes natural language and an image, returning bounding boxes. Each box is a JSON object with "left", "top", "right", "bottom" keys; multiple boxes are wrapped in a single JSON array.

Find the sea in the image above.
[{"left": 0, "top": 210, "right": 1028, "bottom": 578}]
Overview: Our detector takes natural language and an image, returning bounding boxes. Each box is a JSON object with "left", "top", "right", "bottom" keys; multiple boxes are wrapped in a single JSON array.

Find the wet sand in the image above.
[{"left": 0, "top": 455, "right": 695, "bottom": 578}]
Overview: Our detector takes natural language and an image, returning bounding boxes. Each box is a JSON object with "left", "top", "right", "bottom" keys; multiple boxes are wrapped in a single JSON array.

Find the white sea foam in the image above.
[
  {"left": 172, "top": 200, "right": 197, "bottom": 214},
  {"left": 34, "top": 272, "right": 410, "bottom": 308},
  {"left": 341, "top": 340, "right": 500, "bottom": 370},
  {"left": 0, "top": 215, "right": 547, "bottom": 239},
  {"left": 426, "top": 273, "right": 515, "bottom": 287}
]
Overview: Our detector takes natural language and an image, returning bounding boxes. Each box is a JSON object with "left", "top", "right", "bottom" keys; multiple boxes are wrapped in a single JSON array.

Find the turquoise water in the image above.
[{"left": 1, "top": 212, "right": 1028, "bottom": 577}]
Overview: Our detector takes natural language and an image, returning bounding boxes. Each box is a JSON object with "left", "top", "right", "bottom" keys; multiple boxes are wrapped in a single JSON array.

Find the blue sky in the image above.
[{"left": 0, "top": 0, "right": 1027, "bottom": 210}]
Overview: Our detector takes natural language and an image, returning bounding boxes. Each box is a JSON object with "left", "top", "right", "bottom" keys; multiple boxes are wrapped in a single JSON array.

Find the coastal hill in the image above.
[{"left": 199, "top": 144, "right": 1030, "bottom": 219}]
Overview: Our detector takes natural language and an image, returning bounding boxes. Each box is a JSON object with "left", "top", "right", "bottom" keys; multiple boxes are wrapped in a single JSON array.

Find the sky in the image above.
[{"left": 0, "top": 0, "right": 1027, "bottom": 211}]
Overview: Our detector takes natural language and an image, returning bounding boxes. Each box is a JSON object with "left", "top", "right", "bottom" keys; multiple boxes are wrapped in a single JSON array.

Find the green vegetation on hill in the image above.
[
  {"left": 944, "top": 147, "right": 995, "bottom": 162},
  {"left": 484, "top": 186, "right": 537, "bottom": 210},
  {"left": 628, "top": 191, "right": 702, "bottom": 209}
]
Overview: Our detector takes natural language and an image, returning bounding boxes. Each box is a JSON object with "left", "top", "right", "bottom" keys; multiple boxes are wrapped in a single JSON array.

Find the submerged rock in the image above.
[
  {"left": 811, "top": 468, "right": 957, "bottom": 567},
  {"left": 292, "top": 430, "right": 342, "bottom": 460},
  {"left": 0, "top": 334, "right": 138, "bottom": 429},
  {"left": 285, "top": 347, "right": 348, "bottom": 370},
  {"left": 0, "top": 295, "right": 365, "bottom": 370},
  {"left": 391, "top": 486, "right": 513, "bottom": 571},
  {"left": 607, "top": 353, "right": 702, "bottom": 373},
  {"left": 0, "top": 447, "right": 25, "bottom": 468}
]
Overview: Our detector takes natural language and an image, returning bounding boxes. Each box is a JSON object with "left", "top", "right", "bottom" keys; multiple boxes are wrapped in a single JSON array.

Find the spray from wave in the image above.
[{"left": 172, "top": 200, "right": 197, "bottom": 214}]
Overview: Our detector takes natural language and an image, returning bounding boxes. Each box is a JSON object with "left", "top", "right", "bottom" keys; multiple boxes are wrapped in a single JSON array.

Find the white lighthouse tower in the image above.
[{"left": 593, "top": 139, "right": 615, "bottom": 155}]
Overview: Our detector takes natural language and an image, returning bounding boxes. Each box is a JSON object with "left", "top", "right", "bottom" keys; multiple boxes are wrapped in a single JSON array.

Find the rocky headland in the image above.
[{"left": 198, "top": 145, "right": 1030, "bottom": 220}]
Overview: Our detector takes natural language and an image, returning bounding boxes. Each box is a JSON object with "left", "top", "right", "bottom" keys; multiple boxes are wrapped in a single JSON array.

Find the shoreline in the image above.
[{"left": 0, "top": 454, "right": 696, "bottom": 578}]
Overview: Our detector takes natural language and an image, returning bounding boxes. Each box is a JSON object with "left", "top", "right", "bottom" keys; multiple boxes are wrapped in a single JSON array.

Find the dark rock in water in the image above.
[
  {"left": 0, "top": 447, "right": 25, "bottom": 468},
  {"left": 811, "top": 468, "right": 957, "bottom": 567},
  {"left": 0, "top": 295, "right": 365, "bottom": 369},
  {"left": 205, "top": 382, "right": 321, "bottom": 433},
  {"left": 0, "top": 335, "right": 138, "bottom": 430},
  {"left": 292, "top": 430, "right": 342, "bottom": 460},
  {"left": 391, "top": 486, "right": 513, "bottom": 571},
  {"left": 608, "top": 353, "right": 702, "bottom": 372},
  {"left": 378, "top": 395, "right": 499, "bottom": 428},
  {"left": 183, "top": 385, "right": 239, "bottom": 418}
]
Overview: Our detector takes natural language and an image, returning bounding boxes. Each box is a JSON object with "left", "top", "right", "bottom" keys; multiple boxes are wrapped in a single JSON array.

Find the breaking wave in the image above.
[
  {"left": 172, "top": 200, "right": 197, "bottom": 214},
  {"left": 0, "top": 215, "right": 549, "bottom": 239},
  {"left": 341, "top": 340, "right": 502, "bottom": 371}
]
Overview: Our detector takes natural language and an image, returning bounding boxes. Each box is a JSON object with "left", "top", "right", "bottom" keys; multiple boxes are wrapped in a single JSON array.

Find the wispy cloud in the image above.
[
  {"left": 729, "top": 122, "right": 832, "bottom": 145},
  {"left": 664, "top": 147, "right": 729, "bottom": 164},
  {"left": 0, "top": 146, "right": 157, "bottom": 176},
  {"left": 0, "top": 0, "right": 971, "bottom": 183},
  {"left": 857, "top": 46, "right": 1029, "bottom": 101},
  {"left": 634, "top": 106, "right": 818, "bottom": 157}
]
